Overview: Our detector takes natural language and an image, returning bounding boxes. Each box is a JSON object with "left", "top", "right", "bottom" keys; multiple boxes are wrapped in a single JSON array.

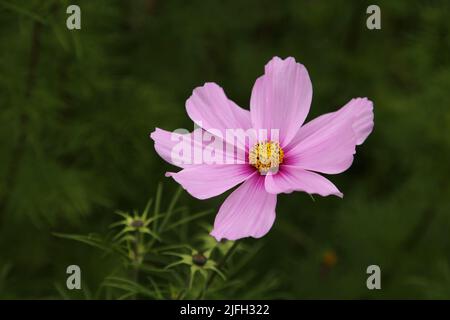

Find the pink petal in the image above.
[
  {"left": 250, "top": 57, "right": 313, "bottom": 146},
  {"left": 286, "top": 97, "right": 374, "bottom": 151},
  {"left": 350, "top": 98, "right": 374, "bottom": 145},
  {"left": 265, "top": 165, "right": 343, "bottom": 197},
  {"left": 150, "top": 128, "right": 246, "bottom": 167},
  {"left": 166, "top": 165, "right": 255, "bottom": 200},
  {"left": 150, "top": 128, "right": 198, "bottom": 168},
  {"left": 286, "top": 104, "right": 358, "bottom": 174},
  {"left": 210, "top": 174, "right": 277, "bottom": 241},
  {"left": 186, "top": 82, "right": 252, "bottom": 135}
]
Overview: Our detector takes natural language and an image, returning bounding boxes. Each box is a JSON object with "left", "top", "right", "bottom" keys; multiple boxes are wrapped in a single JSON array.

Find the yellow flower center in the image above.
[{"left": 249, "top": 141, "right": 284, "bottom": 174}]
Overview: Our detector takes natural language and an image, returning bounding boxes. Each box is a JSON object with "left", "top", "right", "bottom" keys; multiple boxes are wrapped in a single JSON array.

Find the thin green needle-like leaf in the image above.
[
  {"left": 159, "top": 186, "right": 182, "bottom": 232},
  {"left": 189, "top": 267, "right": 200, "bottom": 289},
  {"left": 53, "top": 233, "right": 128, "bottom": 259},
  {"left": 103, "top": 277, "right": 155, "bottom": 298},
  {"left": 118, "top": 292, "right": 135, "bottom": 300},
  {"left": 142, "top": 197, "right": 153, "bottom": 220},
  {"left": 162, "top": 251, "right": 190, "bottom": 259},
  {"left": 53, "top": 233, "right": 110, "bottom": 252},
  {"left": 114, "top": 210, "right": 129, "bottom": 219},
  {"left": 146, "top": 214, "right": 164, "bottom": 224},
  {"left": 209, "top": 266, "right": 226, "bottom": 281},
  {"left": 137, "top": 264, "right": 170, "bottom": 274},
  {"left": 153, "top": 244, "right": 192, "bottom": 253},
  {"left": 141, "top": 227, "right": 162, "bottom": 241},
  {"left": 115, "top": 234, "right": 136, "bottom": 244},
  {"left": 148, "top": 277, "right": 164, "bottom": 299},
  {"left": 164, "top": 209, "right": 213, "bottom": 232},
  {"left": 109, "top": 220, "right": 127, "bottom": 228},
  {"left": 112, "top": 227, "right": 135, "bottom": 241},
  {"left": 165, "top": 260, "right": 186, "bottom": 270},
  {"left": 153, "top": 183, "right": 163, "bottom": 231}
]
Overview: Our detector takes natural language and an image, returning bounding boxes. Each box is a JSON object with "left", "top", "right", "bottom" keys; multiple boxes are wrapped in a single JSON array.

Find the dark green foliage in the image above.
[
  {"left": 53, "top": 185, "right": 277, "bottom": 299},
  {"left": 0, "top": 0, "right": 449, "bottom": 298}
]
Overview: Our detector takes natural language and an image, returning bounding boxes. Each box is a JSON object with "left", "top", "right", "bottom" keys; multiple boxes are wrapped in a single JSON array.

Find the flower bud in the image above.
[{"left": 192, "top": 253, "right": 207, "bottom": 266}]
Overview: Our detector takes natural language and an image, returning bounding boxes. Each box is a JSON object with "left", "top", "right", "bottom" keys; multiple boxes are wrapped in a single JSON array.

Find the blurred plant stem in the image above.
[
  {"left": 0, "top": 20, "right": 42, "bottom": 220},
  {"left": 131, "top": 230, "right": 142, "bottom": 299},
  {"left": 198, "top": 241, "right": 240, "bottom": 299}
]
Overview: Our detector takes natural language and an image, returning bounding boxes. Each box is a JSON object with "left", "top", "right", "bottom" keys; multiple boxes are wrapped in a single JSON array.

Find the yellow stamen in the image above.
[{"left": 249, "top": 141, "right": 284, "bottom": 174}]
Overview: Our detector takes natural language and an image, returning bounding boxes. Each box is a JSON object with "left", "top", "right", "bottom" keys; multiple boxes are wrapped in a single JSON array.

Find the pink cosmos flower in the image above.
[{"left": 150, "top": 56, "right": 374, "bottom": 241}]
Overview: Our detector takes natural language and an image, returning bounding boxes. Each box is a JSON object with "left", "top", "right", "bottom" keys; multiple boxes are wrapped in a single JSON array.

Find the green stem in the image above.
[
  {"left": 132, "top": 231, "right": 142, "bottom": 299},
  {"left": 199, "top": 241, "right": 239, "bottom": 299}
]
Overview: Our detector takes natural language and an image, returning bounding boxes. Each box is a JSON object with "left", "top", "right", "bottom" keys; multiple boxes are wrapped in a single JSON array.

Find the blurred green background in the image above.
[{"left": 1, "top": 0, "right": 450, "bottom": 299}]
